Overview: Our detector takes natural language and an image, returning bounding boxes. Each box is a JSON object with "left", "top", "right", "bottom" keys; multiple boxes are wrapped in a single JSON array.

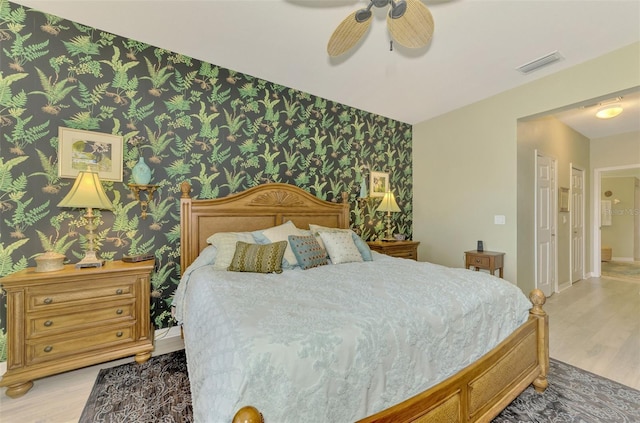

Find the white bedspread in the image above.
[{"left": 173, "top": 251, "right": 531, "bottom": 423}]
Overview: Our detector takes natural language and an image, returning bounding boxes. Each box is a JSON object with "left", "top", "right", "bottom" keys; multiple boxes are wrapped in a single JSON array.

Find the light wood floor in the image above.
[{"left": 1, "top": 276, "right": 638, "bottom": 422}]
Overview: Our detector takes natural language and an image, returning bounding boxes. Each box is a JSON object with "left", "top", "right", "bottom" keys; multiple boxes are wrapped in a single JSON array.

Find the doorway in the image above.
[{"left": 592, "top": 164, "right": 640, "bottom": 276}]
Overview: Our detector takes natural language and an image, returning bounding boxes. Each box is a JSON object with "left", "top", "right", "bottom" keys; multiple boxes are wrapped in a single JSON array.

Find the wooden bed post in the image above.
[
  {"left": 529, "top": 289, "right": 549, "bottom": 392},
  {"left": 180, "top": 181, "right": 193, "bottom": 274},
  {"left": 233, "top": 406, "right": 263, "bottom": 423}
]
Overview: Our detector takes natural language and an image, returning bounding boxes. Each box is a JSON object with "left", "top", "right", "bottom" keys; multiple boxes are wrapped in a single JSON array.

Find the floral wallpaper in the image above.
[{"left": 0, "top": 0, "right": 413, "bottom": 360}]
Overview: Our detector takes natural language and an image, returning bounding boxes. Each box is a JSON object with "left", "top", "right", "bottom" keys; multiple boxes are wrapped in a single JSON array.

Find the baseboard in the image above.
[
  {"left": 154, "top": 325, "right": 182, "bottom": 342},
  {"left": 0, "top": 326, "right": 182, "bottom": 375},
  {"left": 612, "top": 257, "right": 634, "bottom": 262},
  {"left": 558, "top": 281, "right": 572, "bottom": 292}
]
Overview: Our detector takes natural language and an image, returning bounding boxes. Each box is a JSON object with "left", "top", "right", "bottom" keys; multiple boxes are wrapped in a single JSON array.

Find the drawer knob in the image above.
[
  {"left": 116, "top": 289, "right": 123, "bottom": 295},
  {"left": 44, "top": 297, "right": 53, "bottom": 304},
  {"left": 116, "top": 331, "right": 123, "bottom": 337},
  {"left": 44, "top": 320, "right": 53, "bottom": 327},
  {"left": 44, "top": 346, "right": 53, "bottom": 353},
  {"left": 116, "top": 309, "right": 123, "bottom": 315},
  {"left": 475, "top": 258, "right": 481, "bottom": 263}
]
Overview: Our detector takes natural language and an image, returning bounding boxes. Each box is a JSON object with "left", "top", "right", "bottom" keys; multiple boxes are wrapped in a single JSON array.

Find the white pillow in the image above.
[
  {"left": 319, "top": 231, "right": 364, "bottom": 264},
  {"left": 260, "top": 221, "right": 304, "bottom": 266},
  {"left": 207, "top": 232, "right": 255, "bottom": 270}
]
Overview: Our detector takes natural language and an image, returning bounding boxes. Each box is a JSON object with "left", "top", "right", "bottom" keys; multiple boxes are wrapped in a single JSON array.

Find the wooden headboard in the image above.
[{"left": 179, "top": 182, "right": 350, "bottom": 271}]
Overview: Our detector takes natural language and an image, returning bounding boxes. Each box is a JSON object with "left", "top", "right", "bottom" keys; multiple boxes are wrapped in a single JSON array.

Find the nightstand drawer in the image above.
[
  {"left": 391, "top": 250, "right": 417, "bottom": 260},
  {"left": 27, "top": 301, "right": 135, "bottom": 338},
  {"left": 464, "top": 250, "right": 505, "bottom": 278},
  {"left": 27, "top": 325, "right": 134, "bottom": 364},
  {"left": 26, "top": 280, "right": 135, "bottom": 311},
  {"left": 468, "top": 255, "right": 490, "bottom": 267},
  {"left": 367, "top": 240, "right": 420, "bottom": 261}
]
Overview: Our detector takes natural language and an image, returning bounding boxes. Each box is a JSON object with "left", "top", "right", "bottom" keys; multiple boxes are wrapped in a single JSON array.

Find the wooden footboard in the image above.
[{"left": 231, "top": 289, "right": 548, "bottom": 423}]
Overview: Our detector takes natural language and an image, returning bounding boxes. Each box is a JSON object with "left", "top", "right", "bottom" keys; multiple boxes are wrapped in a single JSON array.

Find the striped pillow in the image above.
[{"left": 227, "top": 241, "right": 288, "bottom": 274}]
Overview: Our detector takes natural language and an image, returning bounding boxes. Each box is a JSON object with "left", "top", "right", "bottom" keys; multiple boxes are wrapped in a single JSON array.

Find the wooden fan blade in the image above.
[
  {"left": 387, "top": 0, "right": 434, "bottom": 49},
  {"left": 327, "top": 10, "right": 372, "bottom": 57}
]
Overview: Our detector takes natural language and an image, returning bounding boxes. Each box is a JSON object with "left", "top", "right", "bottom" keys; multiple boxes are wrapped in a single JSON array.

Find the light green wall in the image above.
[
  {"left": 413, "top": 41, "right": 640, "bottom": 295},
  {"left": 601, "top": 177, "right": 637, "bottom": 259},
  {"left": 517, "top": 116, "right": 590, "bottom": 287},
  {"left": 591, "top": 131, "right": 640, "bottom": 169}
]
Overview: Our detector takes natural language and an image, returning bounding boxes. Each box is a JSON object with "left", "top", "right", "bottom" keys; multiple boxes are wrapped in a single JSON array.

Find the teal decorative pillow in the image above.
[
  {"left": 227, "top": 241, "right": 288, "bottom": 274},
  {"left": 288, "top": 235, "right": 328, "bottom": 270}
]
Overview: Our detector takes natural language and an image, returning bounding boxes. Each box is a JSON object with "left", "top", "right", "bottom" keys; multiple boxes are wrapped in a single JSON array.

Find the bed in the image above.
[{"left": 174, "top": 181, "right": 549, "bottom": 423}]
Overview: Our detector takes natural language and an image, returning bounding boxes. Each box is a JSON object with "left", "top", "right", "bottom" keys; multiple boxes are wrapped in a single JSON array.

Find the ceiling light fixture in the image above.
[
  {"left": 595, "top": 104, "right": 623, "bottom": 119},
  {"left": 327, "top": 0, "right": 434, "bottom": 57}
]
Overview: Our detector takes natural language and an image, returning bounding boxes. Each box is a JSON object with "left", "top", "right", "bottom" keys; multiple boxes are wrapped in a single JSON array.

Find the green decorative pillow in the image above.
[
  {"left": 288, "top": 235, "right": 328, "bottom": 270},
  {"left": 228, "top": 241, "right": 288, "bottom": 274}
]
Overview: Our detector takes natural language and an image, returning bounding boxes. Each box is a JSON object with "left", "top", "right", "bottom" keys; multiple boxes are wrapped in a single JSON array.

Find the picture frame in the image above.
[
  {"left": 559, "top": 187, "right": 570, "bottom": 212},
  {"left": 370, "top": 171, "right": 389, "bottom": 197},
  {"left": 58, "top": 127, "right": 123, "bottom": 182}
]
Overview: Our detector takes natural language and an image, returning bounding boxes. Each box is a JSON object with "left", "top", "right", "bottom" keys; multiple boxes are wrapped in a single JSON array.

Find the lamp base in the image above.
[{"left": 75, "top": 250, "right": 104, "bottom": 268}]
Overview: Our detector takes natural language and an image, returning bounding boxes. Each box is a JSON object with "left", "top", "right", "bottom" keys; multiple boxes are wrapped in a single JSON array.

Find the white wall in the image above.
[{"left": 413, "top": 42, "right": 640, "bottom": 295}]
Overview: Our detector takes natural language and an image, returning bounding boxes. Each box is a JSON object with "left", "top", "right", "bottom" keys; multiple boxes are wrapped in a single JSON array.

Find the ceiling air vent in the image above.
[{"left": 516, "top": 51, "right": 563, "bottom": 74}]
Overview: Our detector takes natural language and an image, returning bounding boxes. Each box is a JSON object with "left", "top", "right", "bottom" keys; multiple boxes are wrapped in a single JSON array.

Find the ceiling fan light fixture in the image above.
[
  {"left": 595, "top": 104, "right": 623, "bottom": 119},
  {"left": 389, "top": 0, "right": 407, "bottom": 19},
  {"left": 355, "top": 8, "right": 372, "bottom": 23},
  {"left": 328, "top": 0, "right": 433, "bottom": 57}
]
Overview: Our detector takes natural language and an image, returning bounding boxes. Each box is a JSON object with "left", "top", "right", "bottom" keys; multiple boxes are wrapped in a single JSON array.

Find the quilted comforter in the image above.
[{"left": 173, "top": 249, "right": 531, "bottom": 423}]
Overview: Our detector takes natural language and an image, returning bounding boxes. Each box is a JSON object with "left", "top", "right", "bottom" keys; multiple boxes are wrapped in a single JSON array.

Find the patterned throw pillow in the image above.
[
  {"left": 308, "top": 224, "right": 373, "bottom": 261},
  {"left": 318, "top": 231, "right": 364, "bottom": 265},
  {"left": 288, "top": 235, "right": 328, "bottom": 270},
  {"left": 227, "top": 241, "right": 288, "bottom": 274}
]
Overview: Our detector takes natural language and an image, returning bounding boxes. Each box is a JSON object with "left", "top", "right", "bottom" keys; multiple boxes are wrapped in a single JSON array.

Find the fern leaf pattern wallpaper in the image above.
[{"left": 0, "top": 0, "right": 413, "bottom": 360}]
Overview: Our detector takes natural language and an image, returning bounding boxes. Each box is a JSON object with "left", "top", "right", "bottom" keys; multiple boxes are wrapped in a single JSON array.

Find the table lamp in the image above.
[
  {"left": 376, "top": 190, "right": 401, "bottom": 241},
  {"left": 58, "top": 170, "right": 113, "bottom": 268}
]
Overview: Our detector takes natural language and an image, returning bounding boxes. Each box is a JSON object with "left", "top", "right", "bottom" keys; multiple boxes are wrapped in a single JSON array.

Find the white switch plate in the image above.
[{"left": 494, "top": 215, "right": 506, "bottom": 225}]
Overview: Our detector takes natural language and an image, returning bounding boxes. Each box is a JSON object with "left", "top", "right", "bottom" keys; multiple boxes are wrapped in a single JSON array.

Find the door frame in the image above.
[
  {"left": 534, "top": 150, "right": 558, "bottom": 295},
  {"left": 569, "top": 164, "right": 585, "bottom": 286},
  {"left": 592, "top": 163, "right": 640, "bottom": 277}
]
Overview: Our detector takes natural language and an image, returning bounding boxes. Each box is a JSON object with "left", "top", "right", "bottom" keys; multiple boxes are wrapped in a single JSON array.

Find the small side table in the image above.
[{"left": 465, "top": 250, "right": 505, "bottom": 278}]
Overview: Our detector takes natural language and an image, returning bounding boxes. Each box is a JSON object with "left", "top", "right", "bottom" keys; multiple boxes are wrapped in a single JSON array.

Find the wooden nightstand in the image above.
[
  {"left": 0, "top": 260, "right": 155, "bottom": 398},
  {"left": 367, "top": 240, "right": 420, "bottom": 260},
  {"left": 465, "top": 250, "right": 505, "bottom": 278}
]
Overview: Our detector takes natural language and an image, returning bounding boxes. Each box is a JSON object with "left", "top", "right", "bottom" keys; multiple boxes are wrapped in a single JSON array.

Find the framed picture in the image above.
[
  {"left": 370, "top": 171, "right": 389, "bottom": 197},
  {"left": 559, "top": 187, "right": 570, "bottom": 212},
  {"left": 58, "top": 127, "right": 123, "bottom": 182}
]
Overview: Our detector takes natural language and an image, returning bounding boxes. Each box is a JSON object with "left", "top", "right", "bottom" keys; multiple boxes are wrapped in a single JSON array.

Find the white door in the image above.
[
  {"left": 536, "top": 153, "right": 556, "bottom": 297},
  {"left": 571, "top": 167, "right": 585, "bottom": 283}
]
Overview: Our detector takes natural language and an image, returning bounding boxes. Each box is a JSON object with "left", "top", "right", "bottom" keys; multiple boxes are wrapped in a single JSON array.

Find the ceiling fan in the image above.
[{"left": 327, "top": 0, "right": 435, "bottom": 57}]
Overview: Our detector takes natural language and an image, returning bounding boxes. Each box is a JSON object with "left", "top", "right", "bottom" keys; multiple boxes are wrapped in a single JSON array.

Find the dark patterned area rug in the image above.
[{"left": 80, "top": 350, "right": 640, "bottom": 422}]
